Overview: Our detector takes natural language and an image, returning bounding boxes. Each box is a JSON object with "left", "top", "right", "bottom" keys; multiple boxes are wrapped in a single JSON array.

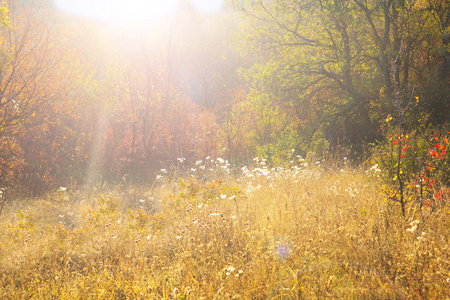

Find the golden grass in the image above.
[{"left": 0, "top": 165, "right": 449, "bottom": 299}]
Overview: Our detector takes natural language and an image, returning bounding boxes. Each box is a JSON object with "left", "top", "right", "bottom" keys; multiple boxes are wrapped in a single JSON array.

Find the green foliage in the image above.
[
  {"left": 0, "top": 5, "right": 10, "bottom": 28},
  {"left": 254, "top": 129, "right": 300, "bottom": 164},
  {"left": 232, "top": 0, "right": 450, "bottom": 151},
  {"left": 0, "top": 0, "right": 448, "bottom": 196},
  {"left": 307, "top": 129, "right": 330, "bottom": 161}
]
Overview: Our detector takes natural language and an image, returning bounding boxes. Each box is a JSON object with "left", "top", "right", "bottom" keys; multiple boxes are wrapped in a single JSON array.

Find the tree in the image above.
[
  {"left": 97, "top": 54, "right": 219, "bottom": 180},
  {"left": 231, "top": 0, "right": 449, "bottom": 151},
  {"left": 170, "top": 3, "right": 242, "bottom": 109},
  {"left": 215, "top": 86, "right": 256, "bottom": 163},
  {"left": 0, "top": 0, "right": 80, "bottom": 185}
]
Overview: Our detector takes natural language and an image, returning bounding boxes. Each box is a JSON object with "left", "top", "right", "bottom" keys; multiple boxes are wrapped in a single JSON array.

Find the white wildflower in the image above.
[
  {"left": 406, "top": 220, "right": 420, "bottom": 233},
  {"left": 225, "top": 266, "right": 235, "bottom": 273}
]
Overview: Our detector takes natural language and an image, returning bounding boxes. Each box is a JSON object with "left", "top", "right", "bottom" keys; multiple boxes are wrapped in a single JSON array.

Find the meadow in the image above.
[{"left": 0, "top": 159, "right": 449, "bottom": 299}]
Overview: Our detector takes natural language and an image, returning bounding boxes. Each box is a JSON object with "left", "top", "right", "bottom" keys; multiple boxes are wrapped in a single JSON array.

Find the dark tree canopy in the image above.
[{"left": 232, "top": 0, "right": 450, "bottom": 149}]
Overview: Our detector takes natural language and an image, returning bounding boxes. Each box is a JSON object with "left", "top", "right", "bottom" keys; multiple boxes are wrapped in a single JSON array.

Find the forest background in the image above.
[{"left": 0, "top": 0, "right": 448, "bottom": 195}]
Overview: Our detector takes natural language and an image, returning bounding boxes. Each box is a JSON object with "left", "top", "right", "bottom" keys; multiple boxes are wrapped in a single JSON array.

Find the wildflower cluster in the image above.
[
  {"left": 164, "top": 177, "right": 244, "bottom": 211},
  {"left": 0, "top": 160, "right": 449, "bottom": 298}
]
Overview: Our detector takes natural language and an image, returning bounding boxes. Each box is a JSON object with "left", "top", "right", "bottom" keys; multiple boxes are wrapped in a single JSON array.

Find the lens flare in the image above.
[{"left": 270, "top": 236, "right": 293, "bottom": 260}]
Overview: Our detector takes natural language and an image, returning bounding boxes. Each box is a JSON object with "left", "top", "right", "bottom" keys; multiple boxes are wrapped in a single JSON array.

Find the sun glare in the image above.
[
  {"left": 53, "top": 0, "right": 179, "bottom": 22},
  {"left": 53, "top": 0, "right": 225, "bottom": 22},
  {"left": 192, "top": 0, "right": 224, "bottom": 13}
]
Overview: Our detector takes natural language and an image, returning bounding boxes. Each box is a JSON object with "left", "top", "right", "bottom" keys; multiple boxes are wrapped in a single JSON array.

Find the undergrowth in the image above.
[{"left": 0, "top": 160, "right": 449, "bottom": 299}]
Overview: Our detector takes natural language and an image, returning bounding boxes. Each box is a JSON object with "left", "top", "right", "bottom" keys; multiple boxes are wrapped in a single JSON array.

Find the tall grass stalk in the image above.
[{"left": 0, "top": 164, "right": 449, "bottom": 299}]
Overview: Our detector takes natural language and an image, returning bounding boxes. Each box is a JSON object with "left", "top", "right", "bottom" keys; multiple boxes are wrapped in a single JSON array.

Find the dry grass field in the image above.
[{"left": 1, "top": 160, "right": 449, "bottom": 299}]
